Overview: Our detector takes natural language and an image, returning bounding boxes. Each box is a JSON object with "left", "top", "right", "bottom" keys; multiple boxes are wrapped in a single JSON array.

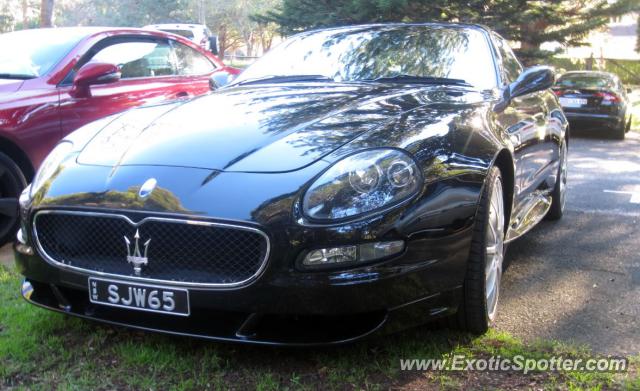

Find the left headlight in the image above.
[
  {"left": 302, "top": 148, "right": 422, "bottom": 221},
  {"left": 30, "top": 141, "right": 74, "bottom": 198}
]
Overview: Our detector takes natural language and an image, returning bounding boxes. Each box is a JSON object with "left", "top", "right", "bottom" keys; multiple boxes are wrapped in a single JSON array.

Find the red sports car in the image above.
[{"left": 0, "top": 27, "right": 239, "bottom": 243}]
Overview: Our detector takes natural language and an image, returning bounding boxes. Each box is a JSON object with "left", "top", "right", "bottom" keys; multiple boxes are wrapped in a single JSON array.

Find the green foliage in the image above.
[
  {"left": 0, "top": 0, "right": 15, "bottom": 32},
  {"left": 549, "top": 57, "right": 640, "bottom": 85},
  {"left": 0, "top": 0, "right": 39, "bottom": 32},
  {"left": 55, "top": 0, "right": 195, "bottom": 27},
  {"left": 53, "top": 0, "right": 280, "bottom": 59},
  {"left": 262, "top": 0, "right": 640, "bottom": 64}
]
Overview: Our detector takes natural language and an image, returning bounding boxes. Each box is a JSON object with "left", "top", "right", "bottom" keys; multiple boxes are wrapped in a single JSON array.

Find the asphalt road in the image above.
[
  {"left": 497, "top": 130, "right": 640, "bottom": 355},
  {"left": 1, "top": 131, "right": 638, "bottom": 355}
]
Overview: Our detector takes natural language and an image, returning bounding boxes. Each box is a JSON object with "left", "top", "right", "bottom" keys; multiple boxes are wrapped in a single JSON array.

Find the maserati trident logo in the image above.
[
  {"left": 138, "top": 178, "right": 157, "bottom": 198},
  {"left": 124, "top": 229, "right": 151, "bottom": 276}
]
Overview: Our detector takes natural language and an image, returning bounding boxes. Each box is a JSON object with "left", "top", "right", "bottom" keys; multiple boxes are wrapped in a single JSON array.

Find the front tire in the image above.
[
  {"left": 0, "top": 152, "right": 26, "bottom": 245},
  {"left": 455, "top": 166, "right": 505, "bottom": 334}
]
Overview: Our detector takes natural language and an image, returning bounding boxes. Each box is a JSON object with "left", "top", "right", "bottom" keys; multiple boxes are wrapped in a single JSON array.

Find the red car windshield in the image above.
[{"left": 0, "top": 28, "right": 86, "bottom": 79}]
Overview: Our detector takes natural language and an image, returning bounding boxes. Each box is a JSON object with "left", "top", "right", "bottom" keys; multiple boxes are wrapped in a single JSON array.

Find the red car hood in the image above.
[{"left": 0, "top": 79, "right": 24, "bottom": 93}]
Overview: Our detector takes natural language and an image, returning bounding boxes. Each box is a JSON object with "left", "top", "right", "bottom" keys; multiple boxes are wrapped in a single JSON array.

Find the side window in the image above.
[
  {"left": 90, "top": 40, "right": 176, "bottom": 79},
  {"left": 494, "top": 35, "right": 523, "bottom": 84},
  {"left": 172, "top": 42, "right": 215, "bottom": 75}
]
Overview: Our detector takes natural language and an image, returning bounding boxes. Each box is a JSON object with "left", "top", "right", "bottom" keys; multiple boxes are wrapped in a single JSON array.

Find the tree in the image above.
[
  {"left": 39, "top": 0, "right": 53, "bottom": 27},
  {"left": 196, "top": 0, "right": 279, "bottom": 58},
  {"left": 636, "top": 13, "right": 639, "bottom": 53},
  {"left": 261, "top": 0, "right": 640, "bottom": 63},
  {"left": 0, "top": 2, "right": 14, "bottom": 32},
  {"left": 55, "top": 0, "right": 193, "bottom": 27},
  {"left": 53, "top": 0, "right": 281, "bottom": 59}
]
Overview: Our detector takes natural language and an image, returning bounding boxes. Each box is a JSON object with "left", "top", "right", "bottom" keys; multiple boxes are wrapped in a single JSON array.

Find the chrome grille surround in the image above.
[{"left": 32, "top": 210, "right": 271, "bottom": 289}]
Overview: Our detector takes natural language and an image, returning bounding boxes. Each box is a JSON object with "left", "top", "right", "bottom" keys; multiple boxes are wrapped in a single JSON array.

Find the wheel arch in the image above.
[
  {"left": 0, "top": 135, "right": 35, "bottom": 182},
  {"left": 492, "top": 149, "right": 515, "bottom": 231}
]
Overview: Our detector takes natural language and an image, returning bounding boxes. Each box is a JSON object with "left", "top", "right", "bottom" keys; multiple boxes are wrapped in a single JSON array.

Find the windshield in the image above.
[
  {"left": 234, "top": 25, "right": 497, "bottom": 89},
  {"left": 556, "top": 74, "right": 615, "bottom": 90},
  {"left": 0, "top": 29, "right": 85, "bottom": 78},
  {"left": 162, "top": 29, "right": 195, "bottom": 39}
]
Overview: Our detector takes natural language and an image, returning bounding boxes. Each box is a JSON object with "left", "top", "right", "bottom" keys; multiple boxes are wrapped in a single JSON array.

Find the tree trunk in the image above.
[
  {"left": 518, "top": 19, "right": 548, "bottom": 65},
  {"left": 262, "top": 33, "right": 274, "bottom": 52},
  {"left": 40, "top": 0, "right": 54, "bottom": 27},
  {"left": 218, "top": 28, "right": 227, "bottom": 60},
  {"left": 22, "top": 0, "right": 28, "bottom": 26}
]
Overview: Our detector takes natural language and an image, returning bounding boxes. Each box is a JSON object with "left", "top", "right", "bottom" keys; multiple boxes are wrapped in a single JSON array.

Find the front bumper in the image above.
[
  {"left": 19, "top": 276, "right": 462, "bottom": 346},
  {"left": 15, "top": 220, "right": 471, "bottom": 345},
  {"left": 16, "top": 162, "right": 483, "bottom": 345}
]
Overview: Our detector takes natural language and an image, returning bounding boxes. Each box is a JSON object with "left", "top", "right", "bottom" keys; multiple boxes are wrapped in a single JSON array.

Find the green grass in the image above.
[
  {"left": 630, "top": 90, "right": 640, "bottom": 132},
  {"left": 1, "top": 265, "right": 637, "bottom": 390}
]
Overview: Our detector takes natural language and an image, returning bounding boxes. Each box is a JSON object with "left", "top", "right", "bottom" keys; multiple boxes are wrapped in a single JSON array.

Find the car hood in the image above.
[
  {"left": 77, "top": 83, "right": 472, "bottom": 172},
  {"left": 0, "top": 79, "right": 24, "bottom": 93}
]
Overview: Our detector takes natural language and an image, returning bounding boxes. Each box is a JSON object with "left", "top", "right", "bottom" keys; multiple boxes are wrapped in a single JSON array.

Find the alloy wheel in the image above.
[
  {"left": 485, "top": 175, "right": 504, "bottom": 322},
  {"left": 559, "top": 141, "right": 568, "bottom": 212}
]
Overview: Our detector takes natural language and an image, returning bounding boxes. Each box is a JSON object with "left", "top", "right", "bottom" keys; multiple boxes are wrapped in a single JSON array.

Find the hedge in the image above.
[{"left": 548, "top": 57, "right": 640, "bottom": 85}]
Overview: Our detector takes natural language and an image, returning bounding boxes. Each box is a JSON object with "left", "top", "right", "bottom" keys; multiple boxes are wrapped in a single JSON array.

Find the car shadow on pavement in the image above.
[{"left": 498, "top": 211, "right": 639, "bottom": 356}]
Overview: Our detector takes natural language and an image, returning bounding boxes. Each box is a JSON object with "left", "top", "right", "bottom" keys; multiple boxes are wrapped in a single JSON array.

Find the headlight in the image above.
[
  {"left": 302, "top": 149, "right": 421, "bottom": 221},
  {"left": 30, "top": 141, "right": 73, "bottom": 197}
]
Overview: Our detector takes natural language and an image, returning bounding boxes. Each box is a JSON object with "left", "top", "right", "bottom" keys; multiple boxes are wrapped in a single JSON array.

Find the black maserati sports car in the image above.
[{"left": 15, "top": 23, "right": 568, "bottom": 345}]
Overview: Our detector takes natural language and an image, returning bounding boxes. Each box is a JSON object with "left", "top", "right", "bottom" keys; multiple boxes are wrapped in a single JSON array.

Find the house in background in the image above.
[{"left": 544, "top": 12, "right": 639, "bottom": 61}]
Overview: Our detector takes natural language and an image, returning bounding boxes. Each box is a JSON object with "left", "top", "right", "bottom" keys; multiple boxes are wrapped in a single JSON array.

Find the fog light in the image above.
[
  {"left": 304, "top": 246, "right": 357, "bottom": 267},
  {"left": 302, "top": 240, "right": 405, "bottom": 269}
]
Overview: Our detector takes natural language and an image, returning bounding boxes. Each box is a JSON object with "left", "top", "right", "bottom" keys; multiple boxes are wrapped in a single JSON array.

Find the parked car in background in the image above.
[
  {"left": 553, "top": 71, "right": 632, "bottom": 139},
  {"left": 144, "top": 24, "right": 216, "bottom": 53},
  {"left": 0, "top": 27, "right": 240, "bottom": 244},
  {"left": 16, "top": 23, "right": 568, "bottom": 344}
]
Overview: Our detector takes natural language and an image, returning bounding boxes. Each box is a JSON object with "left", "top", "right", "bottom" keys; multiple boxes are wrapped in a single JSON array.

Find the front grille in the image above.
[{"left": 33, "top": 211, "right": 270, "bottom": 287}]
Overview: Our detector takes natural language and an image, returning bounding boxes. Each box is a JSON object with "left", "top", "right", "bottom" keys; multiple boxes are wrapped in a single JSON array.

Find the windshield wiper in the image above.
[
  {"left": 363, "top": 75, "right": 471, "bottom": 86},
  {"left": 233, "top": 74, "right": 334, "bottom": 86},
  {"left": 0, "top": 73, "right": 37, "bottom": 80}
]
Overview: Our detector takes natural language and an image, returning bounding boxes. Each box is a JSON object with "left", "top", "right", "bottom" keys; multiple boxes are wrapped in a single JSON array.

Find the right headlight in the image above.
[
  {"left": 30, "top": 141, "right": 74, "bottom": 198},
  {"left": 302, "top": 148, "right": 422, "bottom": 221}
]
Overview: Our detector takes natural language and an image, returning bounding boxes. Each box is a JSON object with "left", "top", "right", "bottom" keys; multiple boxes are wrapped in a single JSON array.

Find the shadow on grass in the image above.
[{"left": 0, "top": 287, "right": 469, "bottom": 389}]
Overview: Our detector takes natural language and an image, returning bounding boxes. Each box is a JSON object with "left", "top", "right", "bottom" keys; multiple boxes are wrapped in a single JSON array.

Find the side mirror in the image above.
[
  {"left": 71, "top": 62, "right": 121, "bottom": 98},
  {"left": 494, "top": 66, "right": 555, "bottom": 112},
  {"left": 209, "top": 71, "right": 236, "bottom": 90},
  {"left": 209, "top": 35, "right": 219, "bottom": 56}
]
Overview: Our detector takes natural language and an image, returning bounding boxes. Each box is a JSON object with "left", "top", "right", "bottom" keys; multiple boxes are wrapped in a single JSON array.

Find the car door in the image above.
[
  {"left": 170, "top": 39, "right": 218, "bottom": 96},
  {"left": 58, "top": 36, "right": 213, "bottom": 136},
  {"left": 492, "top": 35, "right": 555, "bottom": 202}
]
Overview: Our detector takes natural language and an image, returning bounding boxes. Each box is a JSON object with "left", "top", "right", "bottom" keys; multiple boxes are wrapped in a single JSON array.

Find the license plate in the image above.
[
  {"left": 88, "top": 277, "right": 190, "bottom": 316},
  {"left": 559, "top": 97, "right": 588, "bottom": 108}
]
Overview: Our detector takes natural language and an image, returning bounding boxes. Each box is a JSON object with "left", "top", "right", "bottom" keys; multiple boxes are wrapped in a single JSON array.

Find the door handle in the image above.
[{"left": 175, "top": 92, "right": 190, "bottom": 99}]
